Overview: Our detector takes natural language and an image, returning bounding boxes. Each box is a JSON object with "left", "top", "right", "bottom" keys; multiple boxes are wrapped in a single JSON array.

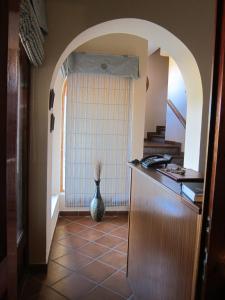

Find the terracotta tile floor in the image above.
[{"left": 21, "top": 214, "right": 134, "bottom": 300}]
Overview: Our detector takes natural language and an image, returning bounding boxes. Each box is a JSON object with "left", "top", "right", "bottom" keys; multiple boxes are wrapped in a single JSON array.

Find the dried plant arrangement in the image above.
[
  {"left": 90, "top": 160, "right": 105, "bottom": 222},
  {"left": 94, "top": 160, "right": 102, "bottom": 183}
]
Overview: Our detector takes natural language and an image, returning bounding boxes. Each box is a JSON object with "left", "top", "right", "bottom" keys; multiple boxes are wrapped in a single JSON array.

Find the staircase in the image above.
[{"left": 144, "top": 126, "right": 184, "bottom": 166}]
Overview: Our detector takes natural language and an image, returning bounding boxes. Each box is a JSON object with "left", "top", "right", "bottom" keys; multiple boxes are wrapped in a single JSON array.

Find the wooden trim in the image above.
[
  {"left": 59, "top": 211, "right": 128, "bottom": 217},
  {"left": 167, "top": 99, "right": 186, "bottom": 128},
  {"left": 7, "top": 1, "right": 20, "bottom": 298},
  {"left": 0, "top": 0, "right": 8, "bottom": 268},
  {"left": 60, "top": 80, "right": 67, "bottom": 192}
]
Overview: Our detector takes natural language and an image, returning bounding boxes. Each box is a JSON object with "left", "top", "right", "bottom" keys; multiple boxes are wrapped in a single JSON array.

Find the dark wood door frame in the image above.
[
  {"left": 197, "top": 0, "right": 225, "bottom": 298},
  {"left": 0, "top": 0, "right": 21, "bottom": 299},
  {"left": 0, "top": 0, "right": 9, "bottom": 284},
  {"left": 0, "top": 0, "right": 9, "bottom": 299}
]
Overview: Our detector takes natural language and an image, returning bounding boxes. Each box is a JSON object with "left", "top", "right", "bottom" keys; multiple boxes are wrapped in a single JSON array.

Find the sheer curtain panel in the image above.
[{"left": 65, "top": 73, "right": 131, "bottom": 209}]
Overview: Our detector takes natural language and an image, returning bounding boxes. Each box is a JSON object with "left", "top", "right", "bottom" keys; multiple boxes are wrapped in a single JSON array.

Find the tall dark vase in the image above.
[{"left": 90, "top": 180, "right": 105, "bottom": 222}]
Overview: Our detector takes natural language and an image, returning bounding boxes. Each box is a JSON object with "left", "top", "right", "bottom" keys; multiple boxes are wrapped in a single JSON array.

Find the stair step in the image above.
[
  {"left": 143, "top": 142, "right": 181, "bottom": 155},
  {"left": 156, "top": 125, "right": 166, "bottom": 135},
  {"left": 147, "top": 131, "right": 165, "bottom": 142},
  {"left": 150, "top": 135, "right": 165, "bottom": 143},
  {"left": 144, "top": 141, "right": 180, "bottom": 148},
  {"left": 156, "top": 125, "right": 166, "bottom": 130}
]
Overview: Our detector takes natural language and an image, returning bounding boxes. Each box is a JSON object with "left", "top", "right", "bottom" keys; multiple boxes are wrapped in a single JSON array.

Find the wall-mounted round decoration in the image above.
[{"left": 101, "top": 63, "right": 108, "bottom": 70}]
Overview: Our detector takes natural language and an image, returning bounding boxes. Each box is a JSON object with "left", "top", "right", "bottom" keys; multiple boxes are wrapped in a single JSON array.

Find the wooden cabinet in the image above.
[{"left": 127, "top": 166, "right": 202, "bottom": 300}]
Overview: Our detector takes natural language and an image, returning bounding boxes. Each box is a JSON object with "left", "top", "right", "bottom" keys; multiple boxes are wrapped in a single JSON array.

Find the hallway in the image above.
[{"left": 21, "top": 214, "right": 133, "bottom": 299}]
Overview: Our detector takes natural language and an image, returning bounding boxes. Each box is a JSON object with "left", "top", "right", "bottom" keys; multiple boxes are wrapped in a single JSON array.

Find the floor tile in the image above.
[
  {"left": 79, "top": 260, "right": 116, "bottom": 283},
  {"left": 122, "top": 223, "right": 129, "bottom": 229},
  {"left": 64, "top": 222, "right": 88, "bottom": 234},
  {"left": 80, "top": 286, "right": 124, "bottom": 300},
  {"left": 49, "top": 242, "right": 73, "bottom": 260},
  {"left": 58, "top": 235, "right": 88, "bottom": 249},
  {"left": 114, "top": 241, "right": 128, "bottom": 254},
  {"left": 30, "top": 286, "right": 67, "bottom": 300},
  {"left": 77, "top": 228, "right": 105, "bottom": 241},
  {"left": 102, "top": 271, "right": 132, "bottom": 298},
  {"left": 57, "top": 217, "right": 72, "bottom": 227},
  {"left": 33, "top": 261, "right": 72, "bottom": 286},
  {"left": 54, "top": 252, "right": 93, "bottom": 271},
  {"left": 63, "top": 215, "right": 83, "bottom": 221},
  {"left": 110, "top": 216, "right": 128, "bottom": 226},
  {"left": 52, "top": 272, "right": 95, "bottom": 300},
  {"left": 95, "top": 235, "right": 124, "bottom": 248},
  {"left": 23, "top": 215, "right": 129, "bottom": 300},
  {"left": 75, "top": 216, "right": 98, "bottom": 227},
  {"left": 101, "top": 216, "right": 118, "bottom": 223},
  {"left": 99, "top": 250, "right": 127, "bottom": 269},
  {"left": 78, "top": 242, "right": 109, "bottom": 258},
  {"left": 92, "top": 222, "right": 118, "bottom": 233},
  {"left": 53, "top": 229, "right": 71, "bottom": 241},
  {"left": 110, "top": 227, "right": 128, "bottom": 240}
]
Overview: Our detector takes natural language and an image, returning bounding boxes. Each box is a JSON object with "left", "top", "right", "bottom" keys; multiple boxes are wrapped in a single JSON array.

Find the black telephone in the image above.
[{"left": 140, "top": 154, "right": 172, "bottom": 168}]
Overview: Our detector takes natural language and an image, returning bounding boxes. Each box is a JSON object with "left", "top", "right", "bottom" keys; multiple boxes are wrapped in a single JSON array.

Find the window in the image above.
[{"left": 64, "top": 73, "right": 131, "bottom": 208}]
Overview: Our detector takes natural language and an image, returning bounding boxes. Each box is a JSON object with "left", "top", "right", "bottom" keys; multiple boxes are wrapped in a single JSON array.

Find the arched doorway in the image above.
[{"left": 46, "top": 18, "right": 203, "bottom": 259}]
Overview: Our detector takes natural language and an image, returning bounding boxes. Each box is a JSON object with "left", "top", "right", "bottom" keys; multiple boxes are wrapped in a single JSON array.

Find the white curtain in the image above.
[{"left": 65, "top": 73, "right": 131, "bottom": 208}]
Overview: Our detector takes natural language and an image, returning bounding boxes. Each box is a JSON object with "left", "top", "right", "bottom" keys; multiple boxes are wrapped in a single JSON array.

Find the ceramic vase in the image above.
[{"left": 90, "top": 180, "right": 105, "bottom": 222}]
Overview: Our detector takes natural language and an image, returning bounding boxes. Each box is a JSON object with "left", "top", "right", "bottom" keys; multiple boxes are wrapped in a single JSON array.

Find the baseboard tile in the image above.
[{"left": 59, "top": 210, "right": 128, "bottom": 217}]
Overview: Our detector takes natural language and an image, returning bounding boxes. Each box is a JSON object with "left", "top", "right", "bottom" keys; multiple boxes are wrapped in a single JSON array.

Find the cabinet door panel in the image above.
[{"left": 128, "top": 169, "right": 201, "bottom": 300}]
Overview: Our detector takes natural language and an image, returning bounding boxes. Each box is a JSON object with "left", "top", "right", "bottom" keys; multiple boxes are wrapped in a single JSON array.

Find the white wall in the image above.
[
  {"left": 51, "top": 71, "right": 64, "bottom": 195},
  {"left": 165, "top": 58, "right": 187, "bottom": 151},
  {"left": 45, "top": 70, "right": 64, "bottom": 260},
  {"left": 145, "top": 50, "right": 169, "bottom": 136}
]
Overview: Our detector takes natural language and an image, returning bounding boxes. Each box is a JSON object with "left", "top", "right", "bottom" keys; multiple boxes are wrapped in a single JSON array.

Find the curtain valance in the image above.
[
  {"left": 19, "top": 0, "right": 47, "bottom": 66},
  {"left": 62, "top": 52, "right": 139, "bottom": 79}
]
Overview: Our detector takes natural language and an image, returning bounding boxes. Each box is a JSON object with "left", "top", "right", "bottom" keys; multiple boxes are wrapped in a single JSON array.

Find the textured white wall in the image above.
[
  {"left": 145, "top": 50, "right": 169, "bottom": 135},
  {"left": 51, "top": 71, "right": 64, "bottom": 195},
  {"left": 165, "top": 58, "right": 187, "bottom": 151}
]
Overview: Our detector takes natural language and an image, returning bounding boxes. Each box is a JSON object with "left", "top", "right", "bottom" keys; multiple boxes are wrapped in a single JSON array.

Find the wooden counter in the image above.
[{"left": 127, "top": 164, "right": 202, "bottom": 300}]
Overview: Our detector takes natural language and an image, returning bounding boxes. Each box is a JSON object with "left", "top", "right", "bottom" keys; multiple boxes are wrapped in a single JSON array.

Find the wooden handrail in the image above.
[{"left": 167, "top": 99, "right": 186, "bottom": 128}]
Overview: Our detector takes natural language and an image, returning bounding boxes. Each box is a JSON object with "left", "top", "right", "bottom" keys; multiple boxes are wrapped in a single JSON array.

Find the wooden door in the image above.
[
  {"left": 197, "top": 0, "right": 225, "bottom": 298},
  {"left": 17, "top": 42, "right": 30, "bottom": 286},
  {"left": 0, "top": 0, "right": 9, "bottom": 297},
  {"left": 0, "top": 1, "right": 28, "bottom": 299}
]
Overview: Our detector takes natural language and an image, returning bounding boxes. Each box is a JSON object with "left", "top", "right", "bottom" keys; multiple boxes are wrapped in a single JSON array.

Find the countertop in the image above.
[{"left": 128, "top": 163, "right": 202, "bottom": 214}]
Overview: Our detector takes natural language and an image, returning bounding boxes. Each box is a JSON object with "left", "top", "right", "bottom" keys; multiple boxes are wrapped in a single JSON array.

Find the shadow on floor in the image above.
[{"left": 20, "top": 214, "right": 134, "bottom": 300}]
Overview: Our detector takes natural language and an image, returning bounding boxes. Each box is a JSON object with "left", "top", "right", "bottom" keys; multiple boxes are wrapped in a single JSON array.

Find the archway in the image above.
[
  {"left": 50, "top": 18, "right": 203, "bottom": 171},
  {"left": 47, "top": 18, "right": 203, "bottom": 258}
]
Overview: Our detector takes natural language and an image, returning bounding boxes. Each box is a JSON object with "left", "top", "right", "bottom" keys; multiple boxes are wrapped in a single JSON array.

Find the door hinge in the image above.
[
  {"left": 202, "top": 247, "right": 208, "bottom": 281},
  {"left": 201, "top": 216, "right": 211, "bottom": 281},
  {"left": 206, "top": 216, "right": 211, "bottom": 233}
]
